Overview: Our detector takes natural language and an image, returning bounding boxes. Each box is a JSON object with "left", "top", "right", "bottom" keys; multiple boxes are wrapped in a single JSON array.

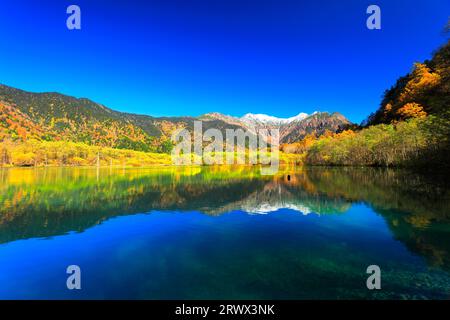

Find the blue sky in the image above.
[{"left": 0, "top": 0, "right": 448, "bottom": 123}]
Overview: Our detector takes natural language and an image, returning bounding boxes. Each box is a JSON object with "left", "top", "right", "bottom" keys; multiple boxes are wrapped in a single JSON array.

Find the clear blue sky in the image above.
[{"left": 0, "top": 0, "right": 448, "bottom": 123}]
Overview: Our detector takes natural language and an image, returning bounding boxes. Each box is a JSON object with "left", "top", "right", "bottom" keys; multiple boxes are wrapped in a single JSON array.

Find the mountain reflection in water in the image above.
[{"left": 0, "top": 166, "right": 449, "bottom": 299}]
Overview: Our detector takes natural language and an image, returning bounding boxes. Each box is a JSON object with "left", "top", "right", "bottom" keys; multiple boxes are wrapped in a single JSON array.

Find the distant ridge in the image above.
[
  {"left": 203, "top": 110, "right": 351, "bottom": 143},
  {"left": 0, "top": 83, "right": 351, "bottom": 151},
  {"left": 241, "top": 112, "right": 309, "bottom": 125}
]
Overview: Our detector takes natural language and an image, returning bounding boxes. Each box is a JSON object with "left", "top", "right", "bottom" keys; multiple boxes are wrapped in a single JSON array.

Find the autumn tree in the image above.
[{"left": 396, "top": 103, "right": 427, "bottom": 120}]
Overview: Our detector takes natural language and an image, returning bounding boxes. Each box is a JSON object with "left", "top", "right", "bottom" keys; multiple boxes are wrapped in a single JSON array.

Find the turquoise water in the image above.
[{"left": 0, "top": 166, "right": 449, "bottom": 299}]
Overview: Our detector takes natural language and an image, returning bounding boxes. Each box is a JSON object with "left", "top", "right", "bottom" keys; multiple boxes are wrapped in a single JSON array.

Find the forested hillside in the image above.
[
  {"left": 0, "top": 85, "right": 172, "bottom": 153},
  {"left": 1, "top": 39, "right": 448, "bottom": 168},
  {"left": 366, "top": 41, "right": 449, "bottom": 125},
  {"left": 302, "top": 40, "right": 450, "bottom": 169},
  {"left": 0, "top": 81, "right": 351, "bottom": 167}
]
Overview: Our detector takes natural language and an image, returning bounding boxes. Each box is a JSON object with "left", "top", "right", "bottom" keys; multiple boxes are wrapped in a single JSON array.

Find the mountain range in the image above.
[
  {"left": 201, "top": 111, "right": 350, "bottom": 143},
  {"left": 0, "top": 83, "right": 351, "bottom": 152}
]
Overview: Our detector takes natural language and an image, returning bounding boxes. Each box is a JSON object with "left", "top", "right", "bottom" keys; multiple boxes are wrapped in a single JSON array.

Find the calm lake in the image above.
[{"left": 0, "top": 166, "right": 449, "bottom": 299}]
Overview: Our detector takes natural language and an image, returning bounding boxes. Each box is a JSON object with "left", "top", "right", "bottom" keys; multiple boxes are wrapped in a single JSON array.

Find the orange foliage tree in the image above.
[{"left": 396, "top": 103, "right": 427, "bottom": 120}]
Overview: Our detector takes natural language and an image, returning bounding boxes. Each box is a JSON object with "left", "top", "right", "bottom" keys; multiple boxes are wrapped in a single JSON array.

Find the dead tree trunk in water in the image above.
[{"left": 96, "top": 152, "right": 100, "bottom": 168}]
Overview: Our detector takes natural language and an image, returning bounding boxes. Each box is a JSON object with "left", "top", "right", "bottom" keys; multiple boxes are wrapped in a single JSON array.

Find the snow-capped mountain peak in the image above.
[{"left": 240, "top": 112, "right": 309, "bottom": 125}]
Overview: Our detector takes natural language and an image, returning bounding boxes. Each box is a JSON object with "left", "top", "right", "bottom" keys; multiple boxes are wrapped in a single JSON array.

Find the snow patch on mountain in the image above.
[
  {"left": 240, "top": 202, "right": 316, "bottom": 215},
  {"left": 240, "top": 112, "right": 310, "bottom": 125}
]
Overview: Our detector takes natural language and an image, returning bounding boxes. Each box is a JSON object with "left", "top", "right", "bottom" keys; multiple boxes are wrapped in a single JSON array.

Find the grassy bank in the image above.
[
  {"left": 0, "top": 140, "right": 303, "bottom": 167},
  {"left": 0, "top": 140, "right": 172, "bottom": 167},
  {"left": 303, "top": 114, "right": 450, "bottom": 169}
]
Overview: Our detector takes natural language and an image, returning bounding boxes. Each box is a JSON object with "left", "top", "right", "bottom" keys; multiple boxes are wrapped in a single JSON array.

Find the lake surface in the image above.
[{"left": 0, "top": 166, "right": 449, "bottom": 299}]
